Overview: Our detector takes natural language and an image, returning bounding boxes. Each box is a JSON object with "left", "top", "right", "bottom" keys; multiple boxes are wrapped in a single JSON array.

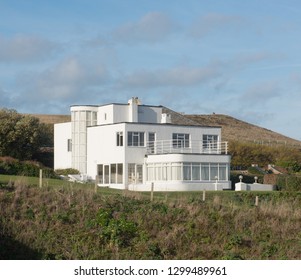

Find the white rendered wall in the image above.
[
  {"left": 96, "top": 104, "right": 162, "bottom": 125},
  {"left": 54, "top": 122, "right": 72, "bottom": 170},
  {"left": 235, "top": 182, "right": 275, "bottom": 191},
  {"left": 86, "top": 123, "right": 126, "bottom": 180},
  {"left": 128, "top": 182, "right": 229, "bottom": 192}
]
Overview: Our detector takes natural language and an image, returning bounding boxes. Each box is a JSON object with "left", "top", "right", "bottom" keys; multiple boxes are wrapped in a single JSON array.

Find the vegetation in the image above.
[
  {"left": 185, "top": 113, "right": 301, "bottom": 146},
  {"left": 0, "top": 176, "right": 300, "bottom": 260},
  {"left": 55, "top": 168, "right": 80, "bottom": 176},
  {"left": 0, "top": 157, "right": 57, "bottom": 178},
  {"left": 0, "top": 109, "right": 53, "bottom": 163},
  {"left": 229, "top": 141, "right": 301, "bottom": 172}
]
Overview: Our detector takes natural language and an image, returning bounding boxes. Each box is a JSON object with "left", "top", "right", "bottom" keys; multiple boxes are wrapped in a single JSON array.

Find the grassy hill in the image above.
[
  {"left": 24, "top": 114, "right": 71, "bottom": 124},
  {"left": 161, "top": 107, "right": 301, "bottom": 147},
  {"left": 186, "top": 114, "right": 301, "bottom": 146}
]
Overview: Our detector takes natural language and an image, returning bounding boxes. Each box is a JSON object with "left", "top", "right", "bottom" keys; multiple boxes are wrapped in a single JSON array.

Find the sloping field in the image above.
[
  {"left": 185, "top": 114, "right": 301, "bottom": 146},
  {"left": 24, "top": 114, "right": 70, "bottom": 124}
]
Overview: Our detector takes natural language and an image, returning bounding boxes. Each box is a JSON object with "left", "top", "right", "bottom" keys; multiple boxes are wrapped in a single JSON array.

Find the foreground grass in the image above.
[{"left": 0, "top": 176, "right": 301, "bottom": 260}]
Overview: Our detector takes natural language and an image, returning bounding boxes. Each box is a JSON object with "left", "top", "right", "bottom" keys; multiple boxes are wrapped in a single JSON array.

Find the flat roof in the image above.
[
  {"left": 87, "top": 121, "right": 221, "bottom": 129},
  {"left": 70, "top": 103, "right": 163, "bottom": 109}
]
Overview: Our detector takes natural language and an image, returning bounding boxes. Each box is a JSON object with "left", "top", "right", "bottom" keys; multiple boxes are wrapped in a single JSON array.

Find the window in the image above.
[
  {"left": 183, "top": 163, "right": 191, "bottom": 180},
  {"left": 92, "top": 112, "right": 97, "bottom": 126},
  {"left": 97, "top": 164, "right": 103, "bottom": 184},
  {"left": 146, "top": 162, "right": 229, "bottom": 182},
  {"left": 210, "top": 164, "right": 219, "bottom": 180},
  {"left": 128, "top": 164, "right": 136, "bottom": 183},
  {"left": 98, "top": 163, "right": 123, "bottom": 184},
  {"left": 117, "top": 164, "right": 123, "bottom": 184},
  {"left": 171, "top": 163, "right": 182, "bottom": 180},
  {"left": 136, "top": 165, "right": 143, "bottom": 183},
  {"left": 128, "top": 164, "right": 143, "bottom": 183},
  {"left": 67, "top": 139, "right": 72, "bottom": 152},
  {"left": 128, "top": 132, "right": 145, "bottom": 146},
  {"left": 110, "top": 164, "right": 116, "bottom": 184},
  {"left": 203, "top": 135, "right": 218, "bottom": 149},
  {"left": 104, "top": 165, "right": 110, "bottom": 184},
  {"left": 219, "top": 164, "right": 227, "bottom": 180},
  {"left": 201, "top": 164, "right": 210, "bottom": 180},
  {"left": 86, "top": 111, "right": 91, "bottom": 126},
  {"left": 116, "top": 132, "right": 123, "bottom": 146},
  {"left": 192, "top": 164, "right": 200, "bottom": 180},
  {"left": 173, "top": 133, "right": 190, "bottom": 148},
  {"left": 148, "top": 132, "right": 156, "bottom": 154}
]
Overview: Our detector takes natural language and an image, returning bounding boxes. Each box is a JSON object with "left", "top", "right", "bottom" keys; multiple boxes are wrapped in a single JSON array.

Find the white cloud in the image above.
[
  {"left": 0, "top": 34, "right": 59, "bottom": 63},
  {"left": 189, "top": 13, "right": 243, "bottom": 38},
  {"left": 112, "top": 12, "right": 176, "bottom": 44},
  {"left": 118, "top": 62, "right": 222, "bottom": 89},
  {"left": 241, "top": 80, "right": 281, "bottom": 103},
  {"left": 13, "top": 56, "right": 111, "bottom": 112}
]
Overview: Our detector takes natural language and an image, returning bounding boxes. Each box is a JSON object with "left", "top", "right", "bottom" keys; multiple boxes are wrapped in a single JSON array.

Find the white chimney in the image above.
[{"left": 128, "top": 97, "right": 141, "bottom": 122}]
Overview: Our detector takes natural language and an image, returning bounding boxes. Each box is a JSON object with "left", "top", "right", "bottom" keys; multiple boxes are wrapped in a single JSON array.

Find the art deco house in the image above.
[{"left": 54, "top": 97, "right": 231, "bottom": 191}]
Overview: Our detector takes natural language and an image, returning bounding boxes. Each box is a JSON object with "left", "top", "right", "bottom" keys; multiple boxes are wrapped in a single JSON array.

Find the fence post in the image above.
[
  {"left": 150, "top": 182, "right": 154, "bottom": 202},
  {"left": 255, "top": 195, "right": 259, "bottom": 207},
  {"left": 95, "top": 175, "right": 99, "bottom": 193},
  {"left": 202, "top": 189, "right": 206, "bottom": 202},
  {"left": 39, "top": 169, "right": 43, "bottom": 188}
]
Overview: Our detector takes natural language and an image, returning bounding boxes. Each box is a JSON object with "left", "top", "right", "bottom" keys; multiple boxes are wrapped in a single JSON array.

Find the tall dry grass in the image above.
[{"left": 0, "top": 181, "right": 301, "bottom": 260}]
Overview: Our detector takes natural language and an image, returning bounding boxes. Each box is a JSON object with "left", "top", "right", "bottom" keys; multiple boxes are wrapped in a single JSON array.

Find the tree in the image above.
[{"left": 0, "top": 108, "right": 48, "bottom": 160}]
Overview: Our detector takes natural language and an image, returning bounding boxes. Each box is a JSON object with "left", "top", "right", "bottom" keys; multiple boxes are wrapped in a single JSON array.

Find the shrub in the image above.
[
  {"left": 55, "top": 168, "right": 80, "bottom": 176},
  {"left": 276, "top": 175, "right": 301, "bottom": 191},
  {"left": 0, "top": 157, "right": 57, "bottom": 178}
]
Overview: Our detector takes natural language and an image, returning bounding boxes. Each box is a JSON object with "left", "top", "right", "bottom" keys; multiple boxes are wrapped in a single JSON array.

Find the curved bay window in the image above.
[{"left": 147, "top": 162, "right": 229, "bottom": 182}]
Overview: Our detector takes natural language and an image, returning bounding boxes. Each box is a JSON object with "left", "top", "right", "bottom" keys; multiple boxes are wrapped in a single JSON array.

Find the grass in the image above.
[{"left": 1, "top": 175, "right": 301, "bottom": 260}]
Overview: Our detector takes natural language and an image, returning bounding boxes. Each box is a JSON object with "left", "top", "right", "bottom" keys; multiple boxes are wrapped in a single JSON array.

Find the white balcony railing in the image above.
[{"left": 146, "top": 140, "right": 228, "bottom": 155}]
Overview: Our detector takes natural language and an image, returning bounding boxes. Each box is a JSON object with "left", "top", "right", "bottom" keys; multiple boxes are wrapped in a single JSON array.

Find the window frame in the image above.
[
  {"left": 116, "top": 131, "right": 123, "bottom": 146},
  {"left": 127, "top": 131, "right": 145, "bottom": 147},
  {"left": 172, "top": 133, "right": 190, "bottom": 148}
]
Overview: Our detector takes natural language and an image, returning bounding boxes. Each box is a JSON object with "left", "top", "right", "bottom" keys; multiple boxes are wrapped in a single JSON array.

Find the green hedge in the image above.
[
  {"left": 276, "top": 175, "right": 301, "bottom": 191},
  {"left": 0, "top": 157, "right": 57, "bottom": 178}
]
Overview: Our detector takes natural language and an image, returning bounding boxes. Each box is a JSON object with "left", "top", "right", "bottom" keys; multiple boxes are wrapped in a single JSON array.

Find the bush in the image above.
[
  {"left": 276, "top": 175, "right": 301, "bottom": 191},
  {"left": 55, "top": 169, "right": 80, "bottom": 176},
  {"left": 0, "top": 157, "right": 57, "bottom": 178}
]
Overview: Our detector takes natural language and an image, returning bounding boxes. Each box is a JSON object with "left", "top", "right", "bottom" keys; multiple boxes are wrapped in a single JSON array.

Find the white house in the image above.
[{"left": 54, "top": 97, "right": 231, "bottom": 191}]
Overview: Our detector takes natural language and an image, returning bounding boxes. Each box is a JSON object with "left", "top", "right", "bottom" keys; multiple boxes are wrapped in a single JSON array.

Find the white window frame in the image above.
[{"left": 128, "top": 131, "right": 145, "bottom": 147}]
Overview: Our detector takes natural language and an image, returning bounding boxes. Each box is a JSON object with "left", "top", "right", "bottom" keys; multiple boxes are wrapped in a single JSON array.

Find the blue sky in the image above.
[{"left": 1, "top": 0, "right": 301, "bottom": 140}]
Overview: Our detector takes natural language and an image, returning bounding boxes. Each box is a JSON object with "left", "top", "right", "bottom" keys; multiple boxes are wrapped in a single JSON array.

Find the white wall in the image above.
[
  {"left": 146, "top": 153, "right": 231, "bottom": 164},
  {"left": 86, "top": 123, "right": 126, "bottom": 179},
  {"left": 128, "top": 181, "right": 229, "bottom": 192},
  {"left": 54, "top": 122, "right": 72, "bottom": 170},
  {"left": 235, "top": 182, "right": 275, "bottom": 191},
  {"left": 97, "top": 104, "right": 163, "bottom": 125}
]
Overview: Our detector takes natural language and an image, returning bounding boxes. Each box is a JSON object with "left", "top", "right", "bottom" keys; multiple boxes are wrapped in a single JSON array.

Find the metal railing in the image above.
[{"left": 146, "top": 140, "right": 228, "bottom": 155}]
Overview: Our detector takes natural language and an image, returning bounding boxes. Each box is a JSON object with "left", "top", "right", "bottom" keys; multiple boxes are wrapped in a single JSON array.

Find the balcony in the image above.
[{"left": 146, "top": 140, "right": 228, "bottom": 155}]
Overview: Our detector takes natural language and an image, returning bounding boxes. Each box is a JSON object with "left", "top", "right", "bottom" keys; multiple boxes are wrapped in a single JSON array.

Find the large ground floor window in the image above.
[
  {"left": 97, "top": 163, "right": 123, "bottom": 184},
  {"left": 128, "top": 163, "right": 143, "bottom": 184},
  {"left": 147, "top": 162, "right": 229, "bottom": 182}
]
